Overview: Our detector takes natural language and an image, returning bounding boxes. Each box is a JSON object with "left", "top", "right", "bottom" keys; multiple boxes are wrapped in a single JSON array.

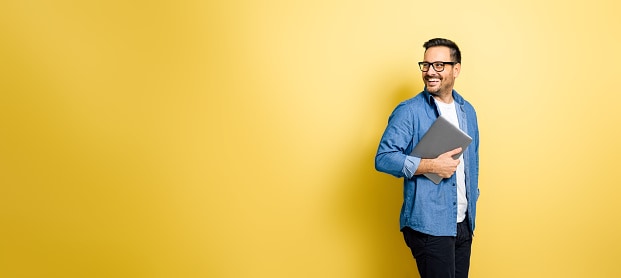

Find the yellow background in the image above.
[{"left": 1, "top": 0, "right": 620, "bottom": 277}]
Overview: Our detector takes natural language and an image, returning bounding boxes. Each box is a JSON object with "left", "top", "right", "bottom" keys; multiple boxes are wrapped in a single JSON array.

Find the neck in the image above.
[{"left": 432, "top": 91, "right": 454, "bottom": 104}]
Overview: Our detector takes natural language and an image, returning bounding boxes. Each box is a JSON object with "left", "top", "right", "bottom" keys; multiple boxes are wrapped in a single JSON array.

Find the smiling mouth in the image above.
[{"left": 426, "top": 78, "right": 440, "bottom": 85}]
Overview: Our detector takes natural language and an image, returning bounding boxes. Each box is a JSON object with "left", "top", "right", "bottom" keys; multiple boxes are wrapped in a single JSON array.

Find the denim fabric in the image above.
[{"left": 375, "top": 90, "right": 480, "bottom": 236}]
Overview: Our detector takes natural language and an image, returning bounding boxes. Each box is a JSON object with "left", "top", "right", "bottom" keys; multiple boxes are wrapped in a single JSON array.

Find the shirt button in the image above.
[{"left": 453, "top": 202, "right": 456, "bottom": 206}]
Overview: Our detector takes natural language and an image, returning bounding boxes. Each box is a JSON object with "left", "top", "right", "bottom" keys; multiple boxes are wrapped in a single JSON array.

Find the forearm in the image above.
[{"left": 414, "top": 158, "right": 436, "bottom": 175}]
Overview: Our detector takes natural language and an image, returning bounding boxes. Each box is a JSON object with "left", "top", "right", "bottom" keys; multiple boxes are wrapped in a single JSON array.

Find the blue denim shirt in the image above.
[{"left": 375, "top": 89, "right": 480, "bottom": 236}]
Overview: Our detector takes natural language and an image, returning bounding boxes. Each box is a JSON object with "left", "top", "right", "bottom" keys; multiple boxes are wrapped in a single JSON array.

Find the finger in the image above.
[{"left": 447, "top": 147, "right": 462, "bottom": 156}]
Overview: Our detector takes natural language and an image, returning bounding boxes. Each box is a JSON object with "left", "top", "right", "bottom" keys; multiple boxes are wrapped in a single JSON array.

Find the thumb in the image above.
[{"left": 447, "top": 147, "right": 462, "bottom": 156}]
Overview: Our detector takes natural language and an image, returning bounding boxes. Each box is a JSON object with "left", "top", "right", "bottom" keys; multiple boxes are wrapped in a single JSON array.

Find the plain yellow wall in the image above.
[{"left": 1, "top": 0, "right": 620, "bottom": 277}]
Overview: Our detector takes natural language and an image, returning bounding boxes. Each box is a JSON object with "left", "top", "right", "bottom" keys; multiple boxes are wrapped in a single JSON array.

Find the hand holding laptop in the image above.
[{"left": 427, "top": 147, "right": 462, "bottom": 179}]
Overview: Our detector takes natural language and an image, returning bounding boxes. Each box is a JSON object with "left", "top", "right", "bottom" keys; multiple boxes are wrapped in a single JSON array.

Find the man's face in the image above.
[{"left": 422, "top": 46, "right": 460, "bottom": 97}]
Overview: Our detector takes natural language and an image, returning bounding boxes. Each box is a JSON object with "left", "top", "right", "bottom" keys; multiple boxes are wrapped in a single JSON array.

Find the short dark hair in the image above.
[{"left": 423, "top": 38, "right": 461, "bottom": 64}]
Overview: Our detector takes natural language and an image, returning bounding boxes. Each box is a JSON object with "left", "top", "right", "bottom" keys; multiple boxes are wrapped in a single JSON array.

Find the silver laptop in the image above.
[{"left": 410, "top": 115, "right": 472, "bottom": 184}]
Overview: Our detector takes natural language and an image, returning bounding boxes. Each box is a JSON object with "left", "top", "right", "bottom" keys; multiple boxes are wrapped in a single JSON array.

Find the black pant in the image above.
[{"left": 402, "top": 220, "right": 472, "bottom": 278}]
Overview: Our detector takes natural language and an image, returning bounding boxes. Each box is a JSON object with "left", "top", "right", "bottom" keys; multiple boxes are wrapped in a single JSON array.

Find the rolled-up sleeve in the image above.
[{"left": 402, "top": 155, "right": 421, "bottom": 179}]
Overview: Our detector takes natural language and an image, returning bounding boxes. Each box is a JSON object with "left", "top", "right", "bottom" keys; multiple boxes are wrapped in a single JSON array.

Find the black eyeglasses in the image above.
[{"left": 418, "top": 61, "right": 457, "bottom": 72}]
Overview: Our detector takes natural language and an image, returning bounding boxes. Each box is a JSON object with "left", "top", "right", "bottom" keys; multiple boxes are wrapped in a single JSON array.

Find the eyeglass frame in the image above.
[{"left": 418, "top": 61, "right": 458, "bottom": 72}]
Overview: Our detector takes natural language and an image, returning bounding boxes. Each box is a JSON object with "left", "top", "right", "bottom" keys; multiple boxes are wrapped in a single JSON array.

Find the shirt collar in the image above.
[{"left": 423, "top": 89, "right": 465, "bottom": 107}]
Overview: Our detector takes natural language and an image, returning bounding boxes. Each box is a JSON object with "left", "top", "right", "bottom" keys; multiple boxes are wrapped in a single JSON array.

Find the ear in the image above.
[{"left": 453, "top": 63, "right": 461, "bottom": 78}]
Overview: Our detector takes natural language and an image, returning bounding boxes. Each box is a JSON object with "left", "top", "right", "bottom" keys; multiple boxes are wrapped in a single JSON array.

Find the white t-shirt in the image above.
[{"left": 434, "top": 99, "right": 468, "bottom": 223}]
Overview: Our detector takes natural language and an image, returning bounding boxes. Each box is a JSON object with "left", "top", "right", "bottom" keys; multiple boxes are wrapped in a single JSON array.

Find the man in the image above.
[{"left": 375, "top": 38, "right": 480, "bottom": 278}]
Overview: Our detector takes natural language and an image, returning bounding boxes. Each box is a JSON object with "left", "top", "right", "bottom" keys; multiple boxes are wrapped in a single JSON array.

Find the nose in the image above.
[{"left": 424, "top": 66, "right": 438, "bottom": 75}]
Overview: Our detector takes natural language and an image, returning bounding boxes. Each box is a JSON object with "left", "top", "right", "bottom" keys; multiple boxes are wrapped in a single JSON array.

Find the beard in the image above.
[{"left": 425, "top": 77, "right": 454, "bottom": 96}]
